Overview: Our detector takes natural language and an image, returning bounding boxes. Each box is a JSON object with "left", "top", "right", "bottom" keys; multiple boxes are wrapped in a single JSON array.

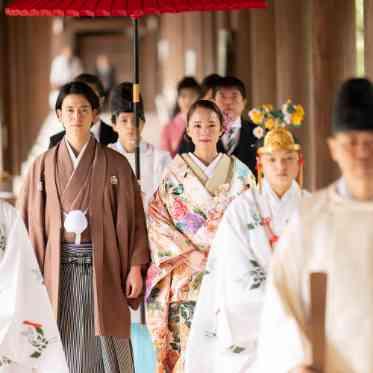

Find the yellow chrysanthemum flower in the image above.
[
  {"left": 294, "top": 104, "right": 305, "bottom": 117},
  {"left": 249, "top": 110, "right": 264, "bottom": 125},
  {"left": 265, "top": 118, "right": 275, "bottom": 130},
  {"left": 292, "top": 113, "right": 303, "bottom": 126},
  {"left": 262, "top": 104, "right": 273, "bottom": 112}
]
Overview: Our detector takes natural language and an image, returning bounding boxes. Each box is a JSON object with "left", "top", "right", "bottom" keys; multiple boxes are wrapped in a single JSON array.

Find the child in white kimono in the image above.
[
  {"left": 108, "top": 82, "right": 171, "bottom": 209},
  {"left": 185, "top": 101, "right": 309, "bottom": 373},
  {"left": 0, "top": 200, "right": 68, "bottom": 373}
]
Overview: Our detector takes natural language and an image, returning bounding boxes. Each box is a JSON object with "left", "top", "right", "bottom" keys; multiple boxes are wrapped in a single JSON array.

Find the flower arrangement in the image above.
[{"left": 248, "top": 100, "right": 304, "bottom": 139}]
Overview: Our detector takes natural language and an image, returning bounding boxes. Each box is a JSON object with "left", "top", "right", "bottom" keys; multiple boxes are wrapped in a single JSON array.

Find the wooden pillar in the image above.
[
  {"left": 140, "top": 16, "right": 160, "bottom": 112},
  {"left": 158, "top": 14, "right": 185, "bottom": 110},
  {"left": 310, "top": 0, "right": 356, "bottom": 189},
  {"left": 184, "top": 12, "right": 204, "bottom": 79},
  {"left": 248, "top": 5, "right": 277, "bottom": 107},
  {"left": 364, "top": 0, "right": 373, "bottom": 78},
  {"left": 234, "top": 10, "right": 252, "bottom": 106},
  {"left": 201, "top": 12, "right": 217, "bottom": 75},
  {"left": 274, "top": 0, "right": 311, "bottom": 188},
  {"left": 0, "top": 8, "right": 5, "bottom": 172},
  {"left": 4, "top": 16, "right": 52, "bottom": 175}
]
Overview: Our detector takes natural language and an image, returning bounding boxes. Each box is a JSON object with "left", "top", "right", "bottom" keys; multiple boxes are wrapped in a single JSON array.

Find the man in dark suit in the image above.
[
  {"left": 178, "top": 76, "right": 257, "bottom": 176},
  {"left": 49, "top": 73, "right": 118, "bottom": 148}
]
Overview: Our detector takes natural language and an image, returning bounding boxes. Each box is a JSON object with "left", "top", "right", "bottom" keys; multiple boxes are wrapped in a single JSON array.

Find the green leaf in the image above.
[
  {"left": 36, "top": 327, "right": 44, "bottom": 336},
  {"left": 30, "top": 351, "right": 41, "bottom": 359},
  {"left": 229, "top": 345, "right": 246, "bottom": 354},
  {"left": 192, "top": 208, "right": 207, "bottom": 220}
]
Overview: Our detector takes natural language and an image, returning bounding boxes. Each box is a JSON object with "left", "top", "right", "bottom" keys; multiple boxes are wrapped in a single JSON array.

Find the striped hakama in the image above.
[{"left": 59, "top": 243, "right": 134, "bottom": 373}]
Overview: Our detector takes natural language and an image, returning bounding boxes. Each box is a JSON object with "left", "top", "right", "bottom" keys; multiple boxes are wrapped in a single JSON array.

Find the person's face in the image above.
[
  {"left": 113, "top": 112, "right": 144, "bottom": 149},
  {"left": 57, "top": 94, "right": 97, "bottom": 136},
  {"left": 260, "top": 150, "right": 300, "bottom": 191},
  {"left": 178, "top": 88, "right": 199, "bottom": 115},
  {"left": 214, "top": 87, "right": 246, "bottom": 121},
  {"left": 328, "top": 131, "right": 373, "bottom": 181},
  {"left": 186, "top": 107, "right": 223, "bottom": 153}
]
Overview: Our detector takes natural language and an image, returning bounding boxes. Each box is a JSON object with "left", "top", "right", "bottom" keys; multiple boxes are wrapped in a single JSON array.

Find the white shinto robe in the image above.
[
  {"left": 185, "top": 179, "right": 309, "bottom": 373},
  {"left": 0, "top": 201, "right": 68, "bottom": 373},
  {"left": 255, "top": 180, "right": 373, "bottom": 373}
]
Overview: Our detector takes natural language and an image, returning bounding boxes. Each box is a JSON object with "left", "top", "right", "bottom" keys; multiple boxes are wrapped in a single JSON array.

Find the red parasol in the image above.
[
  {"left": 5, "top": 0, "right": 267, "bottom": 178},
  {"left": 5, "top": 1, "right": 267, "bottom": 17}
]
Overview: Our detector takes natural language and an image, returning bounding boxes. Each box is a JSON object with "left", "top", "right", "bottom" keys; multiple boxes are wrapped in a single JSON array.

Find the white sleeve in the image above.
[
  {"left": 186, "top": 196, "right": 266, "bottom": 373},
  {"left": 254, "top": 213, "right": 312, "bottom": 373},
  {"left": 0, "top": 203, "right": 69, "bottom": 373}
]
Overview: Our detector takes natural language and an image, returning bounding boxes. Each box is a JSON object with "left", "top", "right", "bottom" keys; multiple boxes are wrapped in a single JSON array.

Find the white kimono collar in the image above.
[
  {"left": 188, "top": 153, "right": 223, "bottom": 178},
  {"left": 110, "top": 140, "right": 151, "bottom": 156},
  {"left": 262, "top": 178, "right": 301, "bottom": 208},
  {"left": 65, "top": 137, "right": 91, "bottom": 170}
]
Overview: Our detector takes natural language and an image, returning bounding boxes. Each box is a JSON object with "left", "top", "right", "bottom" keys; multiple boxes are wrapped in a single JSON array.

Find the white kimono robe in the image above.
[
  {"left": 0, "top": 201, "right": 68, "bottom": 373},
  {"left": 185, "top": 179, "right": 308, "bottom": 373},
  {"left": 255, "top": 180, "right": 373, "bottom": 373},
  {"left": 108, "top": 140, "right": 171, "bottom": 209}
]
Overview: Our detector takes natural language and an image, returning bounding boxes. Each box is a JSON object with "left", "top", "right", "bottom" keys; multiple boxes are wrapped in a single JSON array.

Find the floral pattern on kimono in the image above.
[
  {"left": 185, "top": 182, "right": 307, "bottom": 373},
  {"left": 145, "top": 154, "right": 254, "bottom": 373}
]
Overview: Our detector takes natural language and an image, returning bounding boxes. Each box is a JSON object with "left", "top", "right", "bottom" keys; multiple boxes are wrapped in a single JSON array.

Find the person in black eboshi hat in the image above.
[{"left": 255, "top": 77, "right": 373, "bottom": 373}]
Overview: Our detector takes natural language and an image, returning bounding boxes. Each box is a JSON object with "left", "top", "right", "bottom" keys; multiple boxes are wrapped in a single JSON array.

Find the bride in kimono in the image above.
[
  {"left": 0, "top": 200, "right": 68, "bottom": 373},
  {"left": 18, "top": 81, "right": 150, "bottom": 373},
  {"left": 145, "top": 99, "right": 256, "bottom": 373},
  {"left": 185, "top": 101, "right": 310, "bottom": 373}
]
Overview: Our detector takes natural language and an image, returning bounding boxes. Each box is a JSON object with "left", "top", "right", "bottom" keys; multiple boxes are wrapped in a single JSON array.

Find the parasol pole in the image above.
[
  {"left": 132, "top": 17, "right": 141, "bottom": 180},
  {"left": 132, "top": 17, "right": 146, "bottom": 326}
]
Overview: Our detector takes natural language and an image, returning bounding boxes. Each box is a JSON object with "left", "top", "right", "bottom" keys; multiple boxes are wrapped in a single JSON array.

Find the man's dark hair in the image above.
[
  {"left": 55, "top": 81, "right": 100, "bottom": 113},
  {"left": 110, "top": 82, "right": 145, "bottom": 123},
  {"left": 74, "top": 73, "right": 106, "bottom": 98},
  {"left": 214, "top": 76, "right": 247, "bottom": 99}
]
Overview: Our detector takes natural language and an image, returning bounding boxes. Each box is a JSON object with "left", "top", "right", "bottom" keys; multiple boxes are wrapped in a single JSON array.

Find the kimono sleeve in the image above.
[
  {"left": 254, "top": 212, "right": 312, "bottom": 373},
  {"left": 0, "top": 203, "right": 68, "bottom": 373},
  {"left": 147, "top": 176, "right": 198, "bottom": 268},
  {"left": 124, "top": 167, "right": 150, "bottom": 267},
  {"left": 16, "top": 156, "right": 47, "bottom": 270},
  {"left": 186, "top": 199, "right": 264, "bottom": 373}
]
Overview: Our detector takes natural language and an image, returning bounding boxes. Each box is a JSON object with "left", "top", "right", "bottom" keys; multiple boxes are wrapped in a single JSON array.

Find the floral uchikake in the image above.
[{"left": 248, "top": 100, "right": 305, "bottom": 139}]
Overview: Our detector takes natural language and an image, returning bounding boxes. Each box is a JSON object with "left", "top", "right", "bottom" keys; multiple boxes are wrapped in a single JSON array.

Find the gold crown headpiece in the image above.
[{"left": 248, "top": 100, "right": 304, "bottom": 154}]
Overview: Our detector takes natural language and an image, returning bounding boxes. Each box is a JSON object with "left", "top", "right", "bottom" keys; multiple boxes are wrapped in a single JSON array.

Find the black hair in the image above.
[
  {"left": 177, "top": 76, "right": 201, "bottom": 96},
  {"left": 74, "top": 73, "right": 106, "bottom": 98},
  {"left": 187, "top": 99, "right": 224, "bottom": 128},
  {"left": 55, "top": 81, "right": 100, "bottom": 113},
  {"left": 179, "top": 100, "right": 225, "bottom": 153},
  {"left": 199, "top": 73, "right": 222, "bottom": 99},
  {"left": 213, "top": 76, "right": 247, "bottom": 99},
  {"left": 110, "top": 82, "right": 145, "bottom": 123}
]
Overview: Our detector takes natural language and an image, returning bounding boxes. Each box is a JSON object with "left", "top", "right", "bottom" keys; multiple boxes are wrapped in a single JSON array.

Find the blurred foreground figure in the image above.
[
  {"left": 0, "top": 200, "right": 68, "bottom": 373},
  {"left": 255, "top": 78, "right": 373, "bottom": 373}
]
